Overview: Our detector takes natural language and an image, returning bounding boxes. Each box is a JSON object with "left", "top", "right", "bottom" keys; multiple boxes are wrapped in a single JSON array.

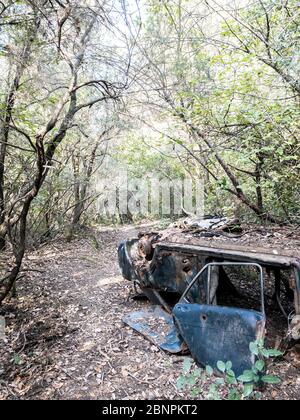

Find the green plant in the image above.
[
  {"left": 237, "top": 339, "right": 283, "bottom": 396},
  {"left": 177, "top": 340, "right": 283, "bottom": 400}
]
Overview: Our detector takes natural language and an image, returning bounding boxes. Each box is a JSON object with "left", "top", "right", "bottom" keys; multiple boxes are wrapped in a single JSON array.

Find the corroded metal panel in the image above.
[
  {"left": 123, "top": 306, "right": 186, "bottom": 353},
  {"left": 173, "top": 304, "right": 265, "bottom": 376}
]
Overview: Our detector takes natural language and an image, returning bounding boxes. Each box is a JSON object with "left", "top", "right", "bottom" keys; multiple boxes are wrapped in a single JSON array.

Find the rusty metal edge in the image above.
[
  {"left": 154, "top": 242, "right": 300, "bottom": 315},
  {"left": 155, "top": 242, "right": 300, "bottom": 268}
]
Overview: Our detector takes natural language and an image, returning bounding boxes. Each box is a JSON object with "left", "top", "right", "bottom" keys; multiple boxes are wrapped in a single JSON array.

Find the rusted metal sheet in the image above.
[
  {"left": 118, "top": 231, "right": 300, "bottom": 315},
  {"left": 118, "top": 220, "right": 300, "bottom": 370},
  {"left": 123, "top": 305, "right": 186, "bottom": 353},
  {"left": 158, "top": 242, "right": 300, "bottom": 268},
  {"left": 172, "top": 262, "right": 266, "bottom": 375},
  {"left": 294, "top": 265, "right": 300, "bottom": 315},
  {"left": 290, "top": 316, "right": 300, "bottom": 340},
  {"left": 173, "top": 304, "right": 265, "bottom": 375}
]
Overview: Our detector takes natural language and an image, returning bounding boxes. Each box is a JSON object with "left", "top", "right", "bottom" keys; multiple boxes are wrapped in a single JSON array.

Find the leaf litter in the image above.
[{"left": 0, "top": 225, "right": 299, "bottom": 400}]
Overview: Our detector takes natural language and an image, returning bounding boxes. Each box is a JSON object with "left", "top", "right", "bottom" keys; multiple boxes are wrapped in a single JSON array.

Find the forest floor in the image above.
[{"left": 0, "top": 224, "right": 299, "bottom": 400}]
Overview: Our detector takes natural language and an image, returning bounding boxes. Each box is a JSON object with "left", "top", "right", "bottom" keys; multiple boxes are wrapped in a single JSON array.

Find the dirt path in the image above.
[
  {"left": 0, "top": 225, "right": 299, "bottom": 400},
  {"left": 0, "top": 225, "right": 186, "bottom": 400}
]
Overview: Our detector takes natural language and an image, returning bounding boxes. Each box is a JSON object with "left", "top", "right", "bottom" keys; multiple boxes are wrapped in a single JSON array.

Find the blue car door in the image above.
[{"left": 173, "top": 262, "right": 266, "bottom": 376}]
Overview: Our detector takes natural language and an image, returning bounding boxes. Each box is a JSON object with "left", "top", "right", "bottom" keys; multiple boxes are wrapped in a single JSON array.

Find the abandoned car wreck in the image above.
[{"left": 118, "top": 219, "right": 300, "bottom": 375}]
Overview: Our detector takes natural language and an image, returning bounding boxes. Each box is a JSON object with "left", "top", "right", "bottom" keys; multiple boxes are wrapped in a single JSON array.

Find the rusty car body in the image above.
[{"left": 118, "top": 218, "right": 300, "bottom": 374}]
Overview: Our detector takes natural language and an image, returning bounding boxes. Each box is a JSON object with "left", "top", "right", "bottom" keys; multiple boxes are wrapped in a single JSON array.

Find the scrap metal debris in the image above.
[
  {"left": 118, "top": 218, "right": 300, "bottom": 373},
  {"left": 0, "top": 225, "right": 299, "bottom": 400}
]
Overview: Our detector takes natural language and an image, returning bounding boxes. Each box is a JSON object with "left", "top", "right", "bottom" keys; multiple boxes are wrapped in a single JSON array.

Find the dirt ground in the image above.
[{"left": 0, "top": 225, "right": 299, "bottom": 400}]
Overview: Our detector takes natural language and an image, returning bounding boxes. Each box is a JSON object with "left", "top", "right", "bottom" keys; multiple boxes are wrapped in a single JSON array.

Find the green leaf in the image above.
[
  {"left": 237, "top": 370, "right": 254, "bottom": 383},
  {"left": 225, "top": 361, "right": 233, "bottom": 370},
  {"left": 226, "top": 374, "right": 237, "bottom": 385},
  {"left": 243, "top": 383, "right": 254, "bottom": 398},
  {"left": 261, "top": 348, "right": 271, "bottom": 358},
  {"left": 13, "top": 354, "right": 23, "bottom": 365},
  {"left": 217, "top": 360, "right": 226, "bottom": 373},
  {"left": 226, "top": 369, "right": 236, "bottom": 378},
  {"left": 253, "top": 374, "right": 260, "bottom": 383},
  {"left": 263, "top": 349, "right": 283, "bottom": 358},
  {"left": 255, "top": 360, "right": 265, "bottom": 372},
  {"left": 249, "top": 341, "right": 259, "bottom": 356},
  {"left": 188, "top": 375, "right": 197, "bottom": 386},
  {"left": 228, "top": 389, "right": 242, "bottom": 400},
  {"left": 175, "top": 139, "right": 183, "bottom": 145},
  {"left": 183, "top": 358, "right": 192, "bottom": 374},
  {"left": 215, "top": 378, "right": 225, "bottom": 385},
  {"left": 256, "top": 338, "right": 265, "bottom": 348},
  {"left": 176, "top": 376, "right": 186, "bottom": 389},
  {"left": 261, "top": 375, "right": 281, "bottom": 385},
  {"left": 191, "top": 387, "right": 202, "bottom": 398},
  {"left": 206, "top": 365, "right": 214, "bottom": 376},
  {"left": 193, "top": 368, "right": 202, "bottom": 378}
]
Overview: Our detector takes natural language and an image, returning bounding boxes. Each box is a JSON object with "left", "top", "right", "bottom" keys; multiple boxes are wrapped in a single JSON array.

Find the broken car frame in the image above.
[{"left": 118, "top": 226, "right": 300, "bottom": 374}]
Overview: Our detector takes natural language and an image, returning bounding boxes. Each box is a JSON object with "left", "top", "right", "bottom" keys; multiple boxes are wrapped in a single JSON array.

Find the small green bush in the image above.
[{"left": 177, "top": 339, "right": 283, "bottom": 400}]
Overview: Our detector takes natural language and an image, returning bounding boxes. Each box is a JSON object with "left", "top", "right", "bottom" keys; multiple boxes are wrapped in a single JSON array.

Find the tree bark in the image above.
[
  {"left": 0, "top": 21, "right": 39, "bottom": 249},
  {"left": 177, "top": 112, "right": 282, "bottom": 224},
  {"left": 0, "top": 15, "right": 98, "bottom": 303}
]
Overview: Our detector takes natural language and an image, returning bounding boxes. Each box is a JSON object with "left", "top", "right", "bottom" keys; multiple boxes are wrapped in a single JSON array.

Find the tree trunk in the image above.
[
  {"left": 0, "top": 25, "right": 39, "bottom": 249},
  {"left": 180, "top": 115, "right": 282, "bottom": 224}
]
